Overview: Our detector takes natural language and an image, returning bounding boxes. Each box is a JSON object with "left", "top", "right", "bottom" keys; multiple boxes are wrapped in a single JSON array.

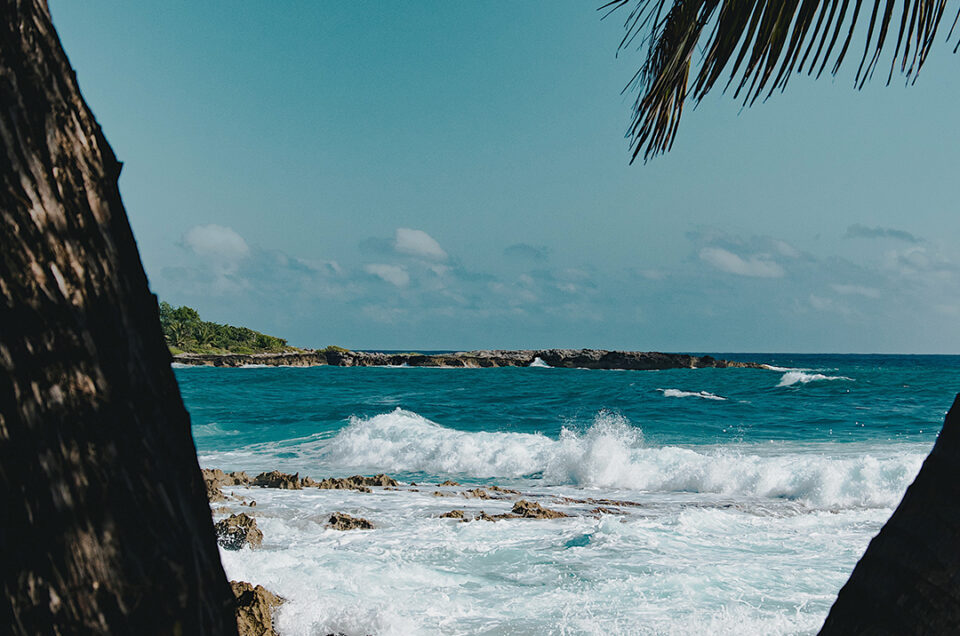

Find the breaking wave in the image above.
[
  {"left": 777, "top": 371, "right": 854, "bottom": 387},
  {"left": 264, "top": 409, "right": 921, "bottom": 509},
  {"left": 658, "top": 388, "right": 727, "bottom": 401}
]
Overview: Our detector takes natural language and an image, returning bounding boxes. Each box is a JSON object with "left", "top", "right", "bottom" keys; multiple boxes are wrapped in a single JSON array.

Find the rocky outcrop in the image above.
[
  {"left": 440, "top": 510, "right": 466, "bottom": 519},
  {"left": 327, "top": 513, "right": 374, "bottom": 531},
  {"left": 315, "top": 474, "right": 398, "bottom": 491},
  {"left": 252, "top": 471, "right": 302, "bottom": 490},
  {"left": 463, "top": 488, "right": 494, "bottom": 499},
  {"left": 439, "top": 480, "right": 460, "bottom": 486},
  {"left": 173, "top": 348, "right": 766, "bottom": 370},
  {"left": 204, "top": 469, "right": 252, "bottom": 488},
  {"left": 204, "top": 469, "right": 252, "bottom": 503},
  {"left": 509, "top": 500, "right": 568, "bottom": 519},
  {"left": 0, "top": 2, "right": 235, "bottom": 632},
  {"left": 215, "top": 514, "right": 263, "bottom": 550},
  {"left": 230, "top": 581, "right": 283, "bottom": 636},
  {"left": 465, "top": 500, "right": 569, "bottom": 522},
  {"left": 820, "top": 395, "right": 960, "bottom": 634}
]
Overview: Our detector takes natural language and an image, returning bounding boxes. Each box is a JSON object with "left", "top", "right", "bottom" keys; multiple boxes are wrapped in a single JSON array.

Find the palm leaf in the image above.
[{"left": 602, "top": 0, "right": 956, "bottom": 161}]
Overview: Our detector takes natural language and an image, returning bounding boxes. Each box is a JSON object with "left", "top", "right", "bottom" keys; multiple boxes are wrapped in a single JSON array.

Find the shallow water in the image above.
[{"left": 180, "top": 354, "right": 959, "bottom": 635}]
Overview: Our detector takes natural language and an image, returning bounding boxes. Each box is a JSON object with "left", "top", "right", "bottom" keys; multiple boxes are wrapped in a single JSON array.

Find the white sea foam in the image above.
[
  {"left": 218, "top": 408, "right": 925, "bottom": 510},
  {"left": 170, "top": 362, "right": 193, "bottom": 369},
  {"left": 658, "top": 388, "right": 727, "bottom": 401},
  {"left": 762, "top": 365, "right": 808, "bottom": 372},
  {"left": 529, "top": 357, "right": 551, "bottom": 368},
  {"left": 216, "top": 469, "right": 894, "bottom": 635},
  {"left": 777, "top": 371, "right": 854, "bottom": 387}
]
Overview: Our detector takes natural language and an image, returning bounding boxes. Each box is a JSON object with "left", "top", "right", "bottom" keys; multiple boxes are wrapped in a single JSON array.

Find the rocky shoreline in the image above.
[
  {"left": 175, "top": 348, "right": 768, "bottom": 370},
  {"left": 205, "top": 468, "right": 595, "bottom": 635}
]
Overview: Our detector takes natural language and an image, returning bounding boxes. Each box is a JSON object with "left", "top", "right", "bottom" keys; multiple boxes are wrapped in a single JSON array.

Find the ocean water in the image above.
[{"left": 179, "top": 354, "right": 959, "bottom": 635}]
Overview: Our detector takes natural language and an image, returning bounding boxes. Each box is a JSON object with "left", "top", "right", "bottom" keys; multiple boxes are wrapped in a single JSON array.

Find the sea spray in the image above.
[
  {"left": 658, "top": 388, "right": 727, "bottom": 401},
  {"left": 183, "top": 354, "right": 960, "bottom": 635},
  {"left": 777, "top": 370, "right": 854, "bottom": 387},
  {"left": 209, "top": 407, "right": 925, "bottom": 509}
]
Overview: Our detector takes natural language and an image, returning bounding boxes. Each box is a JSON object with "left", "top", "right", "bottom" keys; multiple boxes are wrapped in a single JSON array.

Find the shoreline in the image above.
[{"left": 173, "top": 348, "right": 768, "bottom": 370}]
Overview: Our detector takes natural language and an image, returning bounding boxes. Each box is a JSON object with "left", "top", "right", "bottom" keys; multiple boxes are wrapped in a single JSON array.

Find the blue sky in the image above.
[{"left": 51, "top": 2, "right": 960, "bottom": 352}]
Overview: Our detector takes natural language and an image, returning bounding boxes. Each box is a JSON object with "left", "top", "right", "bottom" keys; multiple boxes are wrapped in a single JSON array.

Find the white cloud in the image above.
[
  {"left": 364, "top": 263, "right": 410, "bottom": 287},
  {"left": 183, "top": 224, "right": 249, "bottom": 262},
  {"left": 774, "top": 240, "right": 801, "bottom": 258},
  {"left": 395, "top": 228, "right": 447, "bottom": 260},
  {"left": 809, "top": 294, "right": 851, "bottom": 315},
  {"left": 699, "top": 247, "right": 784, "bottom": 278},
  {"left": 831, "top": 284, "right": 881, "bottom": 298}
]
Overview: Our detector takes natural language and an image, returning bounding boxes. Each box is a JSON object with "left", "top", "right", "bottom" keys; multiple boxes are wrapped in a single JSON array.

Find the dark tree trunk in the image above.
[
  {"left": 821, "top": 394, "right": 960, "bottom": 634},
  {"left": 0, "top": 1, "right": 236, "bottom": 633}
]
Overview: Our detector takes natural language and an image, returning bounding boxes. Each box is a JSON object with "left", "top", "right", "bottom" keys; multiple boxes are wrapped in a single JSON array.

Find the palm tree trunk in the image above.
[
  {"left": 821, "top": 394, "right": 960, "bottom": 634},
  {"left": 0, "top": 1, "right": 236, "bottom": 632}
]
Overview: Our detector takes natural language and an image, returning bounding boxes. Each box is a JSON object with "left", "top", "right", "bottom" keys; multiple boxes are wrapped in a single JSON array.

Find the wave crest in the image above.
[
  {"left": 777, "top": 371, "right": 853, "bottom": 387},
  {"left": 658, "top": 388, "right": 727, "bottom": 401},
  {"left": 278, "top": 408, "right": 922, "bottom": 509}
]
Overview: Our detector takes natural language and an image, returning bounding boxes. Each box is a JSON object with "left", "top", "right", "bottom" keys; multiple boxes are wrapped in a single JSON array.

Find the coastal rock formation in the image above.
[
  {"left": 463, "top": 488, "right": 494, "bottom": 499},
  {"left": 207, "top": 482, "right": 228, "bottom": 503},
  {"left": 204, "top": 469, "right": 252, "bottom": 503},
  {"left": 315, "top": 474, "right": 398, "bottom": 491},
  {"left": 230, "top": 581, "right": 283, "bottom": 636},
  {"left": 327, "top": 512, "right": 374, "bottom": 531},
  {"left": 439, "top": 480, "right": 460, "bottom": 486},
  {"left": 204, "top": 469, "right": 253, "bottom": 488},
  {"left": 440, "top": 510, "right": 466, "bottom": 519},
  {"left": 253, "top": 471, "right": 302, "bottom": 490},
  {"left": 173, "top": 348, "right": 766, "bottom": 370},
  {"left": 820, "top": 395, "right": 960, "bottom": 634},
  {"left": 0, "top": 2, "right": 235, "bottom": 632},
  {"left": 468, "top": 500, "right": 569, "bottom": 522},
  {"left": 215, "top": 513, "right": 263, "bottom": 550},
  {"left": 509, "top": 500, "right": 568, "bottom": 519}
]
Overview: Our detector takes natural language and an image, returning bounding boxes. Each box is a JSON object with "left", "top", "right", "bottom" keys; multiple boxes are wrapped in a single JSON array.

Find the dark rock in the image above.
[
  {"left": 327, "top": 512, "right": 374, "bottom": 531},
  {"left": 439, "top": 480, "right": 460, "bottom": 486},
  {"left": 174, "top": 348, "right": 766, "bottom": 371},
  {"left": 231, "top": 580, "right": 283, "bottom": 636},
  {"left": 0, "top": 5, "right": 235, "bottom": 630},
  {"left": 510, "top": 500, "right": 568, "bottom": 519},
  {"left": 440, "top": 510, "right": 465, "bottom": 519},
  {"left": 432, "top": 491, "right": 451, "bottom": 497},
  {"left": 487, "top": 485, "right": 521, "bottom": 495},
  {"left": 253, "top": 470, "right": 302, "bottom": 490},
  {"left": 314, "top": 474, "right": 398, "bottom": 492},
  {"left": 215, "top": 513, "right": 263, "bottom": 550}
]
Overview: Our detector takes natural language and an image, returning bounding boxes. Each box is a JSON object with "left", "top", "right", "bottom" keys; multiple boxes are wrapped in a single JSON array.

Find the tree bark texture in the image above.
[
  {"left": 821, "top": 394, "right": 960, "bottom": 634},
  {"left": 0, "top": 1, "right": 236, "bottom": 633}
]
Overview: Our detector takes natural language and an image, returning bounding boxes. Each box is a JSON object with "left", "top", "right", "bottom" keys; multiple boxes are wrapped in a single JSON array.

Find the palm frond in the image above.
[{"left": 602, "top": 0, "right": 955, "bottom": 162}]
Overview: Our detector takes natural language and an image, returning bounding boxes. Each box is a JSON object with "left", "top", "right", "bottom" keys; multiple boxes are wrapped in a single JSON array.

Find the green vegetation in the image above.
[{"left": 159, "top": 302, "right": 296, "bottom": 354}]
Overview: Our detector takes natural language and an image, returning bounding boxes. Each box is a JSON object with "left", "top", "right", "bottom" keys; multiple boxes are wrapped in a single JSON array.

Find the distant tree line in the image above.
[{"left": 158, "top": 302, "right": 293, "bottom": 354}]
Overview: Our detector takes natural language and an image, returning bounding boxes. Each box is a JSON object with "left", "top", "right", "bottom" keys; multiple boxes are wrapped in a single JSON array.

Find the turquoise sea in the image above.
[{"left": 179, "top": 354, "right": 959, "bottom": 635}]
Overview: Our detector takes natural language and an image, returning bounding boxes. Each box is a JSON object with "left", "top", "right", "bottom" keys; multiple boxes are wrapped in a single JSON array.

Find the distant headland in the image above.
[
  {"left": 160, "top": 302, "right": 300, "bottom": 355},
  {"left": 163, "top": 303, "right": 767, "bottom": 370},
  {"left": 172, "top": 347, "right": 767, "bottom": 370}
]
